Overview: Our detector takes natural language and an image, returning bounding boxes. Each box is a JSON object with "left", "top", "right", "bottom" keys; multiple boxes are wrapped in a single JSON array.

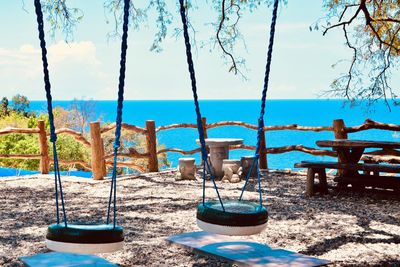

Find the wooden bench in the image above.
[
  {"left": 294, "top": 161, "right": 400, "bottom": 196},
  {"left": 361, "top": 154, "right": 400, "bottom": 164}
]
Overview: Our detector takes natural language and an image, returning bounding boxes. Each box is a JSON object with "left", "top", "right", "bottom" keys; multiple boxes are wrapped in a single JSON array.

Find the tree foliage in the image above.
[
  {"left": 35, "top": 0, "right": 399, "bottom": 105},
  {"left": 52, "top": 99, "right": 97, "bottom": 133},
  {"left": 0, "top": 109, "right": 90, "bottom": 171},
  {"left": 102, "top": 126, "right": 169, "bottom": 171},
  {"left": 11, "top": 94, "right": 30, "bottom": 115},
  {"left": 0, "top": 97, "right": 9, "bottom": 116},
  {"left": 38, "top": 0, "right": 284, "bottom": 76},
  {"left": 320, "top": 0, "right": 400, "bottom": 107},
  {"left": 39, "top": 0, "right": 84, "bottom": 41}
]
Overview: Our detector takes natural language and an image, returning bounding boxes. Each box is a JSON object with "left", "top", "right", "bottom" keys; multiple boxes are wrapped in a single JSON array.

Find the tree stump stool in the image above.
[
  {"left": 241, "top": 156, "right": 257, "bottom": 179},
  {"left": 222, "top": 159, "right": 242, "bottom": 183},
  {"left": 177, "top": 158, "right": 196, "bottom": 180}
]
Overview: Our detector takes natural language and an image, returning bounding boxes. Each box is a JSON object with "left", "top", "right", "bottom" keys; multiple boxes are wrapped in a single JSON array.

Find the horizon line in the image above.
[{"left": 27, "top": 98, "right": 348, "bottom": 101}]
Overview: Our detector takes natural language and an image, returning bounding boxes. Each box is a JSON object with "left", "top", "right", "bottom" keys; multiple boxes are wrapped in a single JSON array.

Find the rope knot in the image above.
[
  {"left": 50, "top": 133, "right": 57, "bottom": 142},
  {"left": 258, "top": 118, "right": 265, "bottom": 128},
  {"left": 113, "top": 141, "right": 121, "bottom": 149}
]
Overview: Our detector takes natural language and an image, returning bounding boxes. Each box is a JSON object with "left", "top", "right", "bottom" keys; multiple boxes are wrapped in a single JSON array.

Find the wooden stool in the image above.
[{"left": 306, "top": 168, "right": 328, "bottom": 197}]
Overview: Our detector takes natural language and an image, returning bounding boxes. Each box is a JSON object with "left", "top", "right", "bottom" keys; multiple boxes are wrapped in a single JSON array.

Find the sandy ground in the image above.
[{"left": 0, "top": 170, "right": 399, "bottom": 267}]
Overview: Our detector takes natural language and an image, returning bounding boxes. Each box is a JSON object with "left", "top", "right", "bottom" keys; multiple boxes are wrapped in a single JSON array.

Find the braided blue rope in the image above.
[
  {"left": 107, "top": 0, "right": 130, "bottom": 228},
  {"left": 240, "top": 0, "right": 279, "bottom": 206},
  {"left": 34, "top": 0, "right": 67, "bottom": 227},
  {"left": 179, "top": 0, "right": 225, "bottom": 211}
]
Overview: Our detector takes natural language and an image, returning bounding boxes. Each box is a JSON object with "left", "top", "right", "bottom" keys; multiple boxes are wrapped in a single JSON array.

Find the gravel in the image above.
[{"left": 0, "top": 170, "right": 399, "bottom": 266}]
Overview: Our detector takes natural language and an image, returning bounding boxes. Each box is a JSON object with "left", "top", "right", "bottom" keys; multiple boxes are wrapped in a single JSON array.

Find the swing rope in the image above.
[
  {"left": 34, "top": 0, "right": 68, "bottom": 227},
  {"left": 179, "top": 0, "right": 279, "bottom": 208},
  {"left": 179, "top": 0, "right": 225, "bottom": 211},
  {"left": 239, "top": 0, "right": 279, "bottom": 205},
  {"left": 107, "top": 0, "right": 130, "bottom": 228},
  {"left": 34, "top": 0, "right": 130, "bottom": 229}
]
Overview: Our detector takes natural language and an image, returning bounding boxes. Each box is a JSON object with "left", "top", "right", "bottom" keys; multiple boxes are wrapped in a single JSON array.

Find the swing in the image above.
[
  {"left": 178, "top": 0, "right": 279, "bottom": 236},
  {"left": 33, "top": 0, "right": 130, "bottom": 253}
]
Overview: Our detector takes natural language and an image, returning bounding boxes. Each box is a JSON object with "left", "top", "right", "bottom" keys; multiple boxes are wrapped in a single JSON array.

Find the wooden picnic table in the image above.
[
  {"left": 317, "top": 139, "right": 400, "bottom": 164},
  {"left": 316, "top": 139, "right": 400, "bottom": 189}
]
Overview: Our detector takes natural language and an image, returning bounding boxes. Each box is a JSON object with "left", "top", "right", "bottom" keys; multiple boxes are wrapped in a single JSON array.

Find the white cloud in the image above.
[
  {"left": 0, "top": 41, "right": 100, "bottom": 74},
  {"left": 47, "top": 41, "right": 101, "bottom": 66},
  {"left": 0, "top": 41, "right": 110, "bottom": 99}
]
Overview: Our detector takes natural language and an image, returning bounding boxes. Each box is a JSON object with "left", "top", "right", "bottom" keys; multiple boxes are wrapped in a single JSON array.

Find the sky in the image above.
[{"left": 0, "top": 1, "right": 360, "bottom": 100}]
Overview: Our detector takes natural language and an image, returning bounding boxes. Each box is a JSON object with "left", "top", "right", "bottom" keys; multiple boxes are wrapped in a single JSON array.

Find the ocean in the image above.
[{"left": 29, "top": 99, "right": 400, "bottom": 170}]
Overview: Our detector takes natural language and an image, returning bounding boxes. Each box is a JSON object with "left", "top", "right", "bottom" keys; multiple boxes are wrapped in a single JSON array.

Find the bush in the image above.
[
  {"left": 0, "top": 95, "right": 170, "bottom": 172},
  {"left": 0, "top": 110, "right": 90, "bottom": 171}
]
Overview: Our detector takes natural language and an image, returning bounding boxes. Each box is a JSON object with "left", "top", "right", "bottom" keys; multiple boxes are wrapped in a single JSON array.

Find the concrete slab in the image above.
[
  {"left": 167, "top": 231, "right": 330, "bottom": 267},
  {"left": 20, "top": 252, "right": 117, "bottom": 267}
]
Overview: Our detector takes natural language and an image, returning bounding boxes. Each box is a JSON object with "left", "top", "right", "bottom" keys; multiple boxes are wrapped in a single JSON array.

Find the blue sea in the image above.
[{"left": 28, "top": 99, "right": 400, "bottom": 171}]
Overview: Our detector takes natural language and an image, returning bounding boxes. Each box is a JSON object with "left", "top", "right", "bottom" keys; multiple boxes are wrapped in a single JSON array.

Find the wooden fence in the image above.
[{"left": 1, "top": 118, "right": 399, "bottom": 179}]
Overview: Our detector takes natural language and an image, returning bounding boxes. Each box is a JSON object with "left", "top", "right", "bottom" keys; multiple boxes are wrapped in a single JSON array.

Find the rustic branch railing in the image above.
[
  {"left": 346, "top": 119, "right": 400, "bottom": 133},
  {"left": 101, "top": 122, "right": 147, "bottom": 134},
  {"left": 229, "top": 144, "right": 336, "bottom": 156},
  {"left": 50, "top": 159, "right": 92, "bottom": 172},
  {"left": 265, "top": 145, "right": 336, "bottom": 157},
  {"left": 51, "top": 128, "right": 91, "bottom": 147},
  {"left": 104, "top": 152, "right": 149, "bottom": 160},
  {"left": 0, "top": 127, "right": 39, "bottom": 135},
  {"left": 156, "top": 123, "right": 197, "bottom": 132},
  {"left": 1, "top": 118, "right": 399, "bottom": 179},
  {"left": 263, "top": 124, "right": 333, "bottom": 132},
  {"left": 0, "top": 154, "right": 42, "bottom": 159},
  {"left": 205, "top": 121, "right": 334, "bottom": 132},
  {"left": 105, "top": 160, "right": 146, "bottom": 173},
  {"left": 157, "top": 147, "right": 202, "bottom": 155},
  {"left": 156, "top": 118, "right": 336, "bottom": 169},
  {"left": 207, "top": 121, "right": 258, "bottom": 130}
]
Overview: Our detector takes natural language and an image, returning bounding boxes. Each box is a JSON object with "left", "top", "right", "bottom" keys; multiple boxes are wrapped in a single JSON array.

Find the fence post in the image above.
[
  {"left": 201, "top": 117, "right": 208, "bottom": 139},
  {"left": 333, "top": 119, "right": 347, "bottom": 176},
  {"left": 38, "top": 120, "right": 49, "bottom": 174},
  {"left": 259, "top": 129, "right": 268, "bottom": 169},
  {"left": 333, "top": 119, "right": 348, "bottom": 139},
  {"left": 90, "top": 122, "right": 104, "bottom": 180},
  {"left": 100, "top": 138, "right": 107, "bottom": 176},
  {"left": 146, "top": 120, "right": 158, "bottom": 172}
]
